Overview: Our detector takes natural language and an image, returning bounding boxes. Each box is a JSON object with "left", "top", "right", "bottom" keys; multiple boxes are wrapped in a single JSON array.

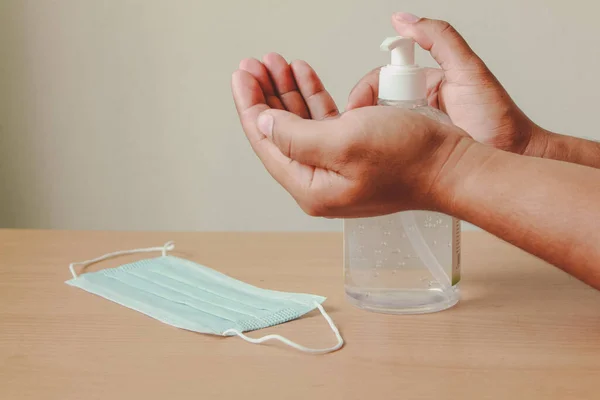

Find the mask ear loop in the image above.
[
  {"left": 68, "top": 241, "right": 175, "bottom": 279},
  {"left": 223, "top": 302, "right": 344, "bottom": 354}
]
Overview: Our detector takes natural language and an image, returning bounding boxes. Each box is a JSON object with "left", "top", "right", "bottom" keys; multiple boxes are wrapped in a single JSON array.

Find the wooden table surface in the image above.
[{"left": 1, "top": 229, "right": 600, "bottom": 400}]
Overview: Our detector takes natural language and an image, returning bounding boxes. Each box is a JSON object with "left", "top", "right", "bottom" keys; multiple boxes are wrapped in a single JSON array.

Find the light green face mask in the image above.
[{"left": 66, "top": 242, "right": 343, "bottom": 354}]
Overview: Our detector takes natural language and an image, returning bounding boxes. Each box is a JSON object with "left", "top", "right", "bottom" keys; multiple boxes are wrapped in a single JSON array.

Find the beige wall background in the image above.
[{"left": 0, "top": 0, "right": 597, "bottom": 231}]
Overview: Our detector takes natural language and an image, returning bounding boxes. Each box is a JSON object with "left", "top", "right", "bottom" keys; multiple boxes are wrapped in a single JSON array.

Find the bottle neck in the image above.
[
  {"left": 378, "top": 65, "right": 427, "bottom": 102},
  {"left": 377, "top": 98, "right": 427, "bottom": 109}
]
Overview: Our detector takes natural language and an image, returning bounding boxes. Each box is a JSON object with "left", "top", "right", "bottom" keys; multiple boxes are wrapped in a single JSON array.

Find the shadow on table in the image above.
[{"left": 460, "top": 263, "right": 600, "bottom": 312}]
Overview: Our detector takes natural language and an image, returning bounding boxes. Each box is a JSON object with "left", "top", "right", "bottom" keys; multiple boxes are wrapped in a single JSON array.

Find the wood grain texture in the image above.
[{"left": 1, "top": 229, "right": 600, "bottom": 400}]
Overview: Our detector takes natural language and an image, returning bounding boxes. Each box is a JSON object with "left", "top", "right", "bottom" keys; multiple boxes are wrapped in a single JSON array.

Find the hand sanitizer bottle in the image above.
[{"left": 344, "top": 36, "right": 461, "bottom": 314}]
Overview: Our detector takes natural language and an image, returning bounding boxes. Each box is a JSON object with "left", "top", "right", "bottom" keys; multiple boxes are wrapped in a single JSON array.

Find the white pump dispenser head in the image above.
[{"left": 378, "top": 36, "right": 426, "bottom": 102}]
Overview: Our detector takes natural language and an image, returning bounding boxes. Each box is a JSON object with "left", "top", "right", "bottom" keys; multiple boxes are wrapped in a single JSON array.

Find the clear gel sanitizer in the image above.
[{"left": 344, "top": 36, "right": 461, "bottom": 314}]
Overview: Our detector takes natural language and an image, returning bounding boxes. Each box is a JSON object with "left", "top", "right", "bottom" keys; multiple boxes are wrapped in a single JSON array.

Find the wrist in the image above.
[
  {"left": 523, "top": 127, "right": 600, "bottom": 168},
  {"left": 426, "top": 132, "right": 499, "bottom": 216},
  {"left": 522, "top": 124, "right": 552, "bottom": 158}
]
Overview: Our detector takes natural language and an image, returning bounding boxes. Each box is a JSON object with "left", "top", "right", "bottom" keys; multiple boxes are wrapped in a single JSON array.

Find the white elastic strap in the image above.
[
  {"left": 68, "top": 241, "right": 175, "bottom": 279},
  {"left": 223, "top": 302, "right": 344, "bottom": 354}
]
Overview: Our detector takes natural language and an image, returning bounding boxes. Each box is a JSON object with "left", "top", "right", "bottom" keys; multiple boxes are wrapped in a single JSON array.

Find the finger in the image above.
[
  {"left": 424, "top": 67, "right": 444, "bottom": 108},
  {"left": 392, "top": 13, "right": 488, "bottom": 80},
  {"left": 231, "top": 69, "right": 270, "bottom": 143},
  {"left": 232, "top": 70, "right": 314, "bottom": 194},
  {"left": 424, "top": 68, "right": 443, "bottom": 95},
  {"left": 262, "top": 53, "right": 310, "bottom": 118},
  {"left": 238, "top": 58, "right": 284, "bottom": 110},
  {"left": 290, "top": 60, "right": 339, "bottom": 120},
  {"left": 256, "top": 109, "right": 342, "bottom": 169},
  {"left": 346, "top": 67, "right": 380, "bottom": 111}
]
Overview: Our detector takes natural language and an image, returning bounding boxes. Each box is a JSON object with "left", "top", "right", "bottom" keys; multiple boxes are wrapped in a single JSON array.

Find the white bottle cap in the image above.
[{"left": 378, "top": 36, "right": 426, "bottom": 101}]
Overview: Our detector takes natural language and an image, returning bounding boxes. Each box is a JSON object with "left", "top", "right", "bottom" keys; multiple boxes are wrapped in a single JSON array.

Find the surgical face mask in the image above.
[{"left": 65, "top": 242, "right": 343, "bottom": 354}]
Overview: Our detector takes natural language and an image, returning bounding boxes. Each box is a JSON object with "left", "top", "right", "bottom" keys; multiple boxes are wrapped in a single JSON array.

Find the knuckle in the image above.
[
  {"left": 434, "top": 20, "right": 455, "bottom": 36},
  {"left": 321, "top": 108, "right": 340, "bottom": 120},
  {"left": 272, "top": 131, "right": 291, "bottom": 158},
  {"left": 285, "top": 134, "right": 294, "bottom": 159}
]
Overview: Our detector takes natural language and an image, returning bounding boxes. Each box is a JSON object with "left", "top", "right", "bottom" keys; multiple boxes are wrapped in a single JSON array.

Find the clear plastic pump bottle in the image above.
[{"left": 344, "top": 36, "right": 461, "bottom": 314}]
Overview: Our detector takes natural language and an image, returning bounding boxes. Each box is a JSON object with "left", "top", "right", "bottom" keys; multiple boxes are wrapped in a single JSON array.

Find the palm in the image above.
[{"left": 231, "top": 54, "right": 346, "bottom": 197}]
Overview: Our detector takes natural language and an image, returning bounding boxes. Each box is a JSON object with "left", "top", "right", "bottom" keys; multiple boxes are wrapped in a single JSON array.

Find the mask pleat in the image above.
[
  {"left": 149, "top": 257, "right": 301, "bottom": 308},
  {"left": 100, "top": 271, "right": 256, "bottom": 322},
  {"left": 125, "top": 268, "right": 272, "bottom": 319},
  {"left": 69, "top": 274, "right": 232, "bottom": 333}
]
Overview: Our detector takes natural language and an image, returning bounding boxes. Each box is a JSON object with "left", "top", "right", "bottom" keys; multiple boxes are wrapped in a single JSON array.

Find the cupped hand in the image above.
[
  {"left": 232, "top": 54, "right": 470, "bottom": 218},
  {"left": 236, "top": 53, "right": 340, "bottom": 121},
  {"left": 347, "top": 13, "right": 538, "bottom": 154}
]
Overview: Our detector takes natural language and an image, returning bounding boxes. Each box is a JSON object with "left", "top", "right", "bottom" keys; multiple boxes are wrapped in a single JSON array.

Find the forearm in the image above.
[
  {"left": 439, "top": 140, "right": 600, "bottom": 289},
  {"left": 525, "top": 125, "right": 600, "bottom": 169}
]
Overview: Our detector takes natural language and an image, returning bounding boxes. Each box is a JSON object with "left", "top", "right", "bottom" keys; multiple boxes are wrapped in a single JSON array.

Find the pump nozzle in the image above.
[
  {"left": 380, "top": 36, "right": 416, "bottom": 67},
  {"left": 378, "top": 36, "right": 425, "bottom": 101}
]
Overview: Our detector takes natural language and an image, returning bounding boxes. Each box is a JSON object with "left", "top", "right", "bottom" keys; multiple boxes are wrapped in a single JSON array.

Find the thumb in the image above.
[
  {"left": 257, "top": 110, "right": 340, "bottom": 168},
  {"left": 391, "top": 13, "right": 488, "bottom": 79}
]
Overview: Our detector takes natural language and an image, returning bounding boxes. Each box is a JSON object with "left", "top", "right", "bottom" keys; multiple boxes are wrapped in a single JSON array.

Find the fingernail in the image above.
[
  {"left": 393, "top": 12, "right": 420, "bottom": 23},
  {"left": 257, "top": 113, "right": 274, "bottom": 138}
]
